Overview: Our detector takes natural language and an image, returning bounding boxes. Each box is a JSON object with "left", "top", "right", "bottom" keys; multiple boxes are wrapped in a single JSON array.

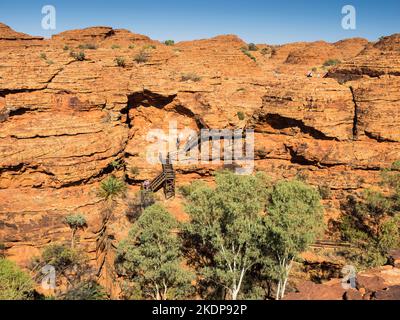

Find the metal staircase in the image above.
[{"left": 147, "top": 153, "right": 176, "bottom": 199}]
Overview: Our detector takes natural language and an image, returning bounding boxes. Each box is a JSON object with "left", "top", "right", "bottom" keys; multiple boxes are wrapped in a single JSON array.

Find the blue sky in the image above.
[{"left": 0, "top": 0, "right": 399, "bottom": 44}]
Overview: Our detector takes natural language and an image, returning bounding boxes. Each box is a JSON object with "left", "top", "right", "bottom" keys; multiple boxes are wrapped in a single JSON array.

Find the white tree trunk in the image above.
[{"left": 280, "top": 258, "right": 294, "bottom": 300}]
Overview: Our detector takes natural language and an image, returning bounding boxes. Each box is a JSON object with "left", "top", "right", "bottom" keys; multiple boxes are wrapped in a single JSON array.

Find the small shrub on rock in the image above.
[
  {"left": 323, "top": 59, "right": 341, "bottom": 67},
  {"left": 164, "top": 40, "right": 175, "bottom": 46},
  {"left": 134, "top": 51, "right": 149, "bottom": 64},
  {"left": 115, "top": 57, "right": 126, "bottom": 68},
  {"left": 181, "top": 73, "right": 201, "bottom": 82},
  {"left": 70, "top": 51, "right": 85, "bottom": 61},
  {"left": 248, "top": 43, "right": 258, "bottom": 51}
]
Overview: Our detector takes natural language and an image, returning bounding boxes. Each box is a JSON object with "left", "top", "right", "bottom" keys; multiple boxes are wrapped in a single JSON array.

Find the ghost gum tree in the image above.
[
  {"left": 262, "top": 180, "right": 324, "bottom": 300},
  {"left": 182, "top": 171, "right": 270, "bottom": 300},
  {"left": 116, "top": 204, "right": 194, "bottom": 300}
]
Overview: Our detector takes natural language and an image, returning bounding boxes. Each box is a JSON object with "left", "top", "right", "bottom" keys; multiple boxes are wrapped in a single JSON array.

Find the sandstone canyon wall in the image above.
[{"left": 0, "top": 23, "right": 399, "bottom": 293}]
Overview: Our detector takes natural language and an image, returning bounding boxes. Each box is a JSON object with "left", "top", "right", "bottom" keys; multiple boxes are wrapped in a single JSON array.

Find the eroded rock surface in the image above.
[{"left": 0, "top": 24, "right": 399, "bottom": 296}]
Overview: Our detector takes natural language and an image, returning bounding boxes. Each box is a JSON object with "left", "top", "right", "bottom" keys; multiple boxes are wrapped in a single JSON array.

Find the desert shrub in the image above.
[
  {"left": 133, "top": 51, "right": 149, "bottom": 63},
  {"left": 98, "top": 175, "right": 126, "bottom": 200},
  {"left": 164, "top": 40, "right": 175, "bottom": 46},
  {"left": 128, "top": 44, "right": 135, "bottom": 49},
  {"left": 143, "top": 44, "right": 156, "bottom": 50},
  {"left": 62, "top": 280, "right": 107, "bottom": 300},
  {"left": 111, "top": 44, "right": 121, "bottom": 49},
  {"left": 115, "top": 57, "right": 126, "bottom": 67},
  {"left": 78, "top": 43, "right": 97, "bottom": 50},
  {"left": 63, "top": 45, "right": 70, "bottom": 51},
  {"left": 237, "top": 111, "right": 245, "bottom": 120},
  {"left": 30, "top": 244, "right": 96, "bottom": 298},
  {"left": 248, "top": 43, "right": 258, "bottom": 51},
  {"left": 0, "top": 259, "right": 35, "bottom": 300},
  {"left": 46, "top": 60, "right": 54, "bottom": 65},
  {"left": 323, "top": 59, "right": 341, "bottom": 67},
  {"left": 39, "top": 53, "right": 47, "bottom": 60},
  {"left": 181, "top": 73, "right": 201, "bottom": 82},
  {"left": 241, "top": 48, "right": 256, "bottom": 61},
  {"left": 261, "top": 47, "right": 271, "bottom": 55},
  {"left": 340, "top": 189, "right": 400, "bottom": 268},
  {"left": 178, "top": 182, "right": 204, "bottom": 198},
  {"left": 392, "top": 160, "right": 400, "bottom": 171},
  {"left": 318, "top": 184, "right": 332, "bottom": 200},
  {"left": 70, "top": 51, "right": 85, "bottom": 61},
  {"left": 129, "top": 166, "right": 140, "bottom": 177},
  {"left": 110, "top": 159, "right": 125, "bottom": 170},
  {"left": 39, "top": 244, "right": 82, "bottom": 271},
  {"left": 255, "top": 148, "right": 268, "bottom": 159}
]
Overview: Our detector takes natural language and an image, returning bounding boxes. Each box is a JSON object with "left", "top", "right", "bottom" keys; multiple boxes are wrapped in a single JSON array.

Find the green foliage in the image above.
[
  {"left": 115, "top": 57, "right": 126, "bottom": 67},
  {"left": 134, "top": 51, "right": 149, "bottom": 63},
  {"left": 98, "top": 175, "right": 126, "bottom": 200},
  {"left": 40, "top": 244, "right": 82, "bottom": 271},
  {"left": 237, "top": 111, "right": 245, "bottom": 121},
  {"left": 263, "top": 180, "right": 324, "bottom": 254},
  {"left": 70, "top": 51, "right": 85, "bottom": 61},
  {"left": 39, "top": 53, "right": 47, "bottom": 60},
  {"left": 392, "top": 160, "right": 400, "bottom": 171},
  {"left": 261, "top": 179, "right": 324, "bottom": 299},
  {"left": 111, "top": 44, "right": 121, "bottom": 49},
  {"left": 247, "top": 43, "right": 258, "bottom": 51},
  {"left": 382, "top": 161, "right": 400, "bottom": 196},
  {"left": 182, "top": 171, "right": 270, "bottom": 300},
  {"left": 340, "top": 186, "right": 400, "bottom": 268},
  {"left": 164, "top": 40, "right": 175, "bottom": 46},
  {"left": 62, "top": 280, "right": 107, "bottom": 300},
  {"left": 64, "top": 214, "right": 87, "bottom": 248},
  {"left": 64, "top": 214, "right": 87, "bottom": 230},
  {"left": 240, "top": 48, "right": 256, "bottom": 61},
  {"left": 0, "top": 259, "right": 34, "bottom": 300},
  {"left": 63, "top": 45, "right": 70, "bottom": 51},
  {"left": 78, "top": 43, "right": 97, "bottom": 50},
  {"left": 323, "top": 59, "right": 341, "bottom": 67},
  {"left": 30, "top": 244, "right": 94, "bottom": 299},
  {"left": 111, "top": 159, "right": 125, "bottom": 170},
  {"left": 178, "top": 182, "right": 204, "bottom": 198},
  {"left": 181, "top": 73, "right": 201, "bottom": 82},
  {"left": 143, "top": 44, "right": 156, "bottom": 50},
  {"left": 116, "top": 204, "right": 194, "bottom": 300},
  {"left": 128, "top": 44, "right": 135, "bottom": 49}
]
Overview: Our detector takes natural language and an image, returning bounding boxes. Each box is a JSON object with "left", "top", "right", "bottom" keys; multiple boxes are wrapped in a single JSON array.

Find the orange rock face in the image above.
[{"left": 0, "top": 23, "right": 399, "bottom": 294}]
